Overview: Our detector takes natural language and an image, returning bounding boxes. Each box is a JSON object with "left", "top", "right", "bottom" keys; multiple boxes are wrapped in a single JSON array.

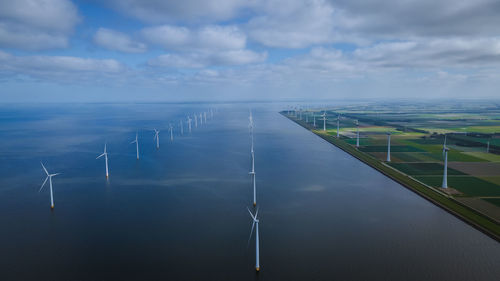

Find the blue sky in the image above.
[{"left": 1, "top": 0, "right": 500, "bottom": 102}]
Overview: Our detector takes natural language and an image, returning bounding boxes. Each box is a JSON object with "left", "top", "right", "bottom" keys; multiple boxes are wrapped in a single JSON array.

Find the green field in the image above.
[
  {"left": 284, "top": 102, "right": 500, "bottom": 239},
  {"left": 389, "top": 163, "right": 465, "bottom": 176}
]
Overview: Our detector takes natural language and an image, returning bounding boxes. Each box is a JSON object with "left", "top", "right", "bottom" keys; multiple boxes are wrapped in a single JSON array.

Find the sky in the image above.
[{"left": 0, "top": 0, "right": 499, "bottom": 102}]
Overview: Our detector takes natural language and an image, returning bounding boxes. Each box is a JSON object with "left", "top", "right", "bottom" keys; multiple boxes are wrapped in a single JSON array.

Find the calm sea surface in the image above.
[{"left": 0, "top": 103, "right": 499, "bottom": 281}]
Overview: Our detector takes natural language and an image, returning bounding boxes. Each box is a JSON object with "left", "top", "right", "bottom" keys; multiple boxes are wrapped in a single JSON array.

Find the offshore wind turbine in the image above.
[
  {"left": 187, "top": 116, "right": 192, "bottom": 133},
  {"left": 199, "top": 113, "right": 203, "bottom": 125},
  {"left": 96, "top": 143, "right": 109, "bottom": 178},
  {"left": 39, "top": 162, "right": 60, "bottom": 209},
  {"left": 247, "top": 208, "right": 260, "bottom": 272},
  {"left": 356, "top": 120, "right": 360, "bottom": 148},
  {"left": 204, "top": 112, "right": 207, "bottom": 123},
  {"left": 180, "top": 120, "right": 184, "bottom": 135},
  {"left": 153, "top": 129, "right": 160, "bottom": 149},
  {"left": 194, "top": 114, "right": 198, "bottom": 128},
  {"left": 131, "top": 132, "right": 139, "bottom": 160},
  {"left": 169, "top": 124, "right": 174, "bottom": 141},
  {"left": 386, "top": 132, "right": 391, "bottom": 162}
]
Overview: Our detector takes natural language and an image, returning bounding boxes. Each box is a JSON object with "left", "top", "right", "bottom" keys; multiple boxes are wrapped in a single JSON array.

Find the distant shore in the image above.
[{"left": 282, "top": 112, "right": 500, "bottom": 242}]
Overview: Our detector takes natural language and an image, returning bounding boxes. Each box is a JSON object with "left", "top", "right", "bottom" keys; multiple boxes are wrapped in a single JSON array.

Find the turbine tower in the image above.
[
  {"left": 153, "top": 129, "right": 160, "bottom": 149},
  {"left": 194, "top": 114, "right": 198, "bottom": 128},
  {"left": 487, "top": 141, "right": 490, "bottom": 153},
  {"left": 180, "top": 120, "right": 184, "bottom": 135},
  {"left": 131, "top": 132, "right": 139, "bottom": 160},
  {"left": 96, "top": 143, "right": 109, "bottom": 178},
  {"left": 336, "top": 114, "right": 340, "bottom": 138},
  {"left": 40, "top": 162, "right": 60, "bottom": 209},
  {"left": 249, "top": 150, "right": 256, "bottom": 206},
  {"left": 322, "top": 111, "right": 326, "bottom": 131},
  {"left": 199, "top": 113, "right": 203, "bottom": 125},
  {"left": 248, "top": 208, "right": 260, "bottom": 272},
  {"left": 356, "top": 120, "right": 360, "bottom": 148},
  {"left": 313, "top": 114, "right": 316, "bottom": 127},
  {"left": 386, "top": 132, "right": 391, "bottom": 162},
  {"left": 187, "top": 116, "right": 192, "bottom": 133},
  {"left": 169, "top": 124, "right": 173, "bottom": 141},
  {"left": 204, "top": 112, "right": 207, "bottom": 123},
  {"left": 442, "top": 147, "right": 449, "bottom": 188}
]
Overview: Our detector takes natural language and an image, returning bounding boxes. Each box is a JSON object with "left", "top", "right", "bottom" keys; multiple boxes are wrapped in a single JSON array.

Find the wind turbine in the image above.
[
  {"left": 248, "top": 142, "right": 257, "bottom": 206},
  {"left": 187, "top": 116, "right": 192, "bottom": 133},
  {"left": 247, "top": 207, "right": 260, "bottom": 272},
  {"left": 194, "top": 114, "right": 198, "bottom": 128},
  {"left": 199, "top": 113, "right": 203, "bottom": 125},
  {"left": 313, "top": 114, "right": 316, "bottom": 127},
  {"left": 442, "top": 147, "right": 449, "bottom": 188},
  {"left": 356, "top": 120, "right": 360, "bottom": 148},
  {"left": 96, "top": 143, "right": 109, "bottom": 178},
  {"left": 169, "top": 124, "right": 173, "bottom": 141},
  {"left": 180, "top": 120, "right": 184, "bottom": 135},
  {"left": 39, "top": 162, "right": 60, "bottom": 209},
  {"left": 336, "top": 114, "right": 340, "bottom": 138},
  {"left": 131, "top": 132, "right": 139, "bottom": 160},
  {"left": 386, "top": 132, "right": 391, "bottom": 162},
  {"left": 442, "top": 134, "right": 447, "bottom": 157},
  {"left": 487, "top": 141, "right": 490, "bottom": 153},
  {"left": 204, "top": 112, "right": 207, "bottom": 123},
  {"left": 153, "top": 129, "right": 160, "bottom": 149},
  {"left": 322, "top": 111, "right": 326, "bottom": 131}
]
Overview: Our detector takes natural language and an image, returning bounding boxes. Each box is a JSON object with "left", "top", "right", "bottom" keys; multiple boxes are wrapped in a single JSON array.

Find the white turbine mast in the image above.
[
  {"left": 442, "top": 146, "right": 449, "bottom": 188},
  {"left": 356, "top": 120, "right": 360, "bottom": 148},
  {"left": 39, "top": 162, "right": 60, "bottom": 209},
  {"left": 386, "top": 132, "right": 391, "bottom": 162},
  {"left": 322, "top": 111, "right": 327, "bottom": 131},
  {"left": 131, "top": 132, "right": 139, "bottom": 160},
  {"left": 194, "top": 114, "right": 198, "bottom": 128},
  {"left": 336, "top": 114, "right": 340, "bottom": 138},
  {"left": 169, "top": 124, "right": 173, "bottom": 141},
  {"left": 187, "top": 116, "right": 192, "bottom": 133},
  {"left": 180, "top": 120, "right": 184, "bottom": 135},
  {"left": 153, "top": 129, "right": 160, "bottom": 149},
  {"left": 248, "top": 207, "right": 260, "bottom": 272},
  {"left": 96, "top": 143, "right": 109, "bottom": 178}
]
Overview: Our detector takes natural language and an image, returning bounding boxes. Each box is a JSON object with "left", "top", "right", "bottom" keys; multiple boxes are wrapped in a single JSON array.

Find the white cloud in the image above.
[
  {"left": 94, "top": 28, "right": 147, "bottom": 53},
  {"left": 353, "top": 38, "right": 500, "bottom": 68},
  {"left": 148, "top": 49, "right": 267, "bottom": 68},
  {"left": 142, "top": 25, "right": 246, "bottom": 51},
  {"left": 106, "top": 0, "right": 253, "bottom": 23},
  {"left": 0, "top": 0, "right": 80, "bottom": 50},
  {"left": 247, "top": 0, "right": 340, "bottom": 48},
  {"left": 0, "top": 50, "right": 126, "bottom": 82}
]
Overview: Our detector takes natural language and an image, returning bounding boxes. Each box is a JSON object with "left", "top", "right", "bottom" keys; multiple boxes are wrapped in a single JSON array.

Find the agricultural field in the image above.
[{"left": 287, "top": 101, "right": 500, "bottom": 222}]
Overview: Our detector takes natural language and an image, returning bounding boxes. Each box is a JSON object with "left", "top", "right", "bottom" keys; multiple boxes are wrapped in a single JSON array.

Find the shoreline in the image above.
[{"left": 282, "top": 112, "right": 500, "bottom": 242}]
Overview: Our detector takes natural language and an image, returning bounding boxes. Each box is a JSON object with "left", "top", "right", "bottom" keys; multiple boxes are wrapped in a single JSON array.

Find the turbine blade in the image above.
[
  {"left": 247, "top": 220, "right": 256, "bottom": 247},
  {"left": 247, "top": 207, "right": 256, "bottom": 221},
  {"left": 40, "top": 162, "right": 49, "bottom": 175},
  {"left": 96, "top": 153, "right": 104, "bottom": 159},
  {"left": 255, "top": 207, "right": 259, "bottom": 219},
  {"left": 51, "top": 173, "right": 61, "bottom": 177},
  {"left": 39, "top": 176, "right": 48, "bottom": 192}
]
